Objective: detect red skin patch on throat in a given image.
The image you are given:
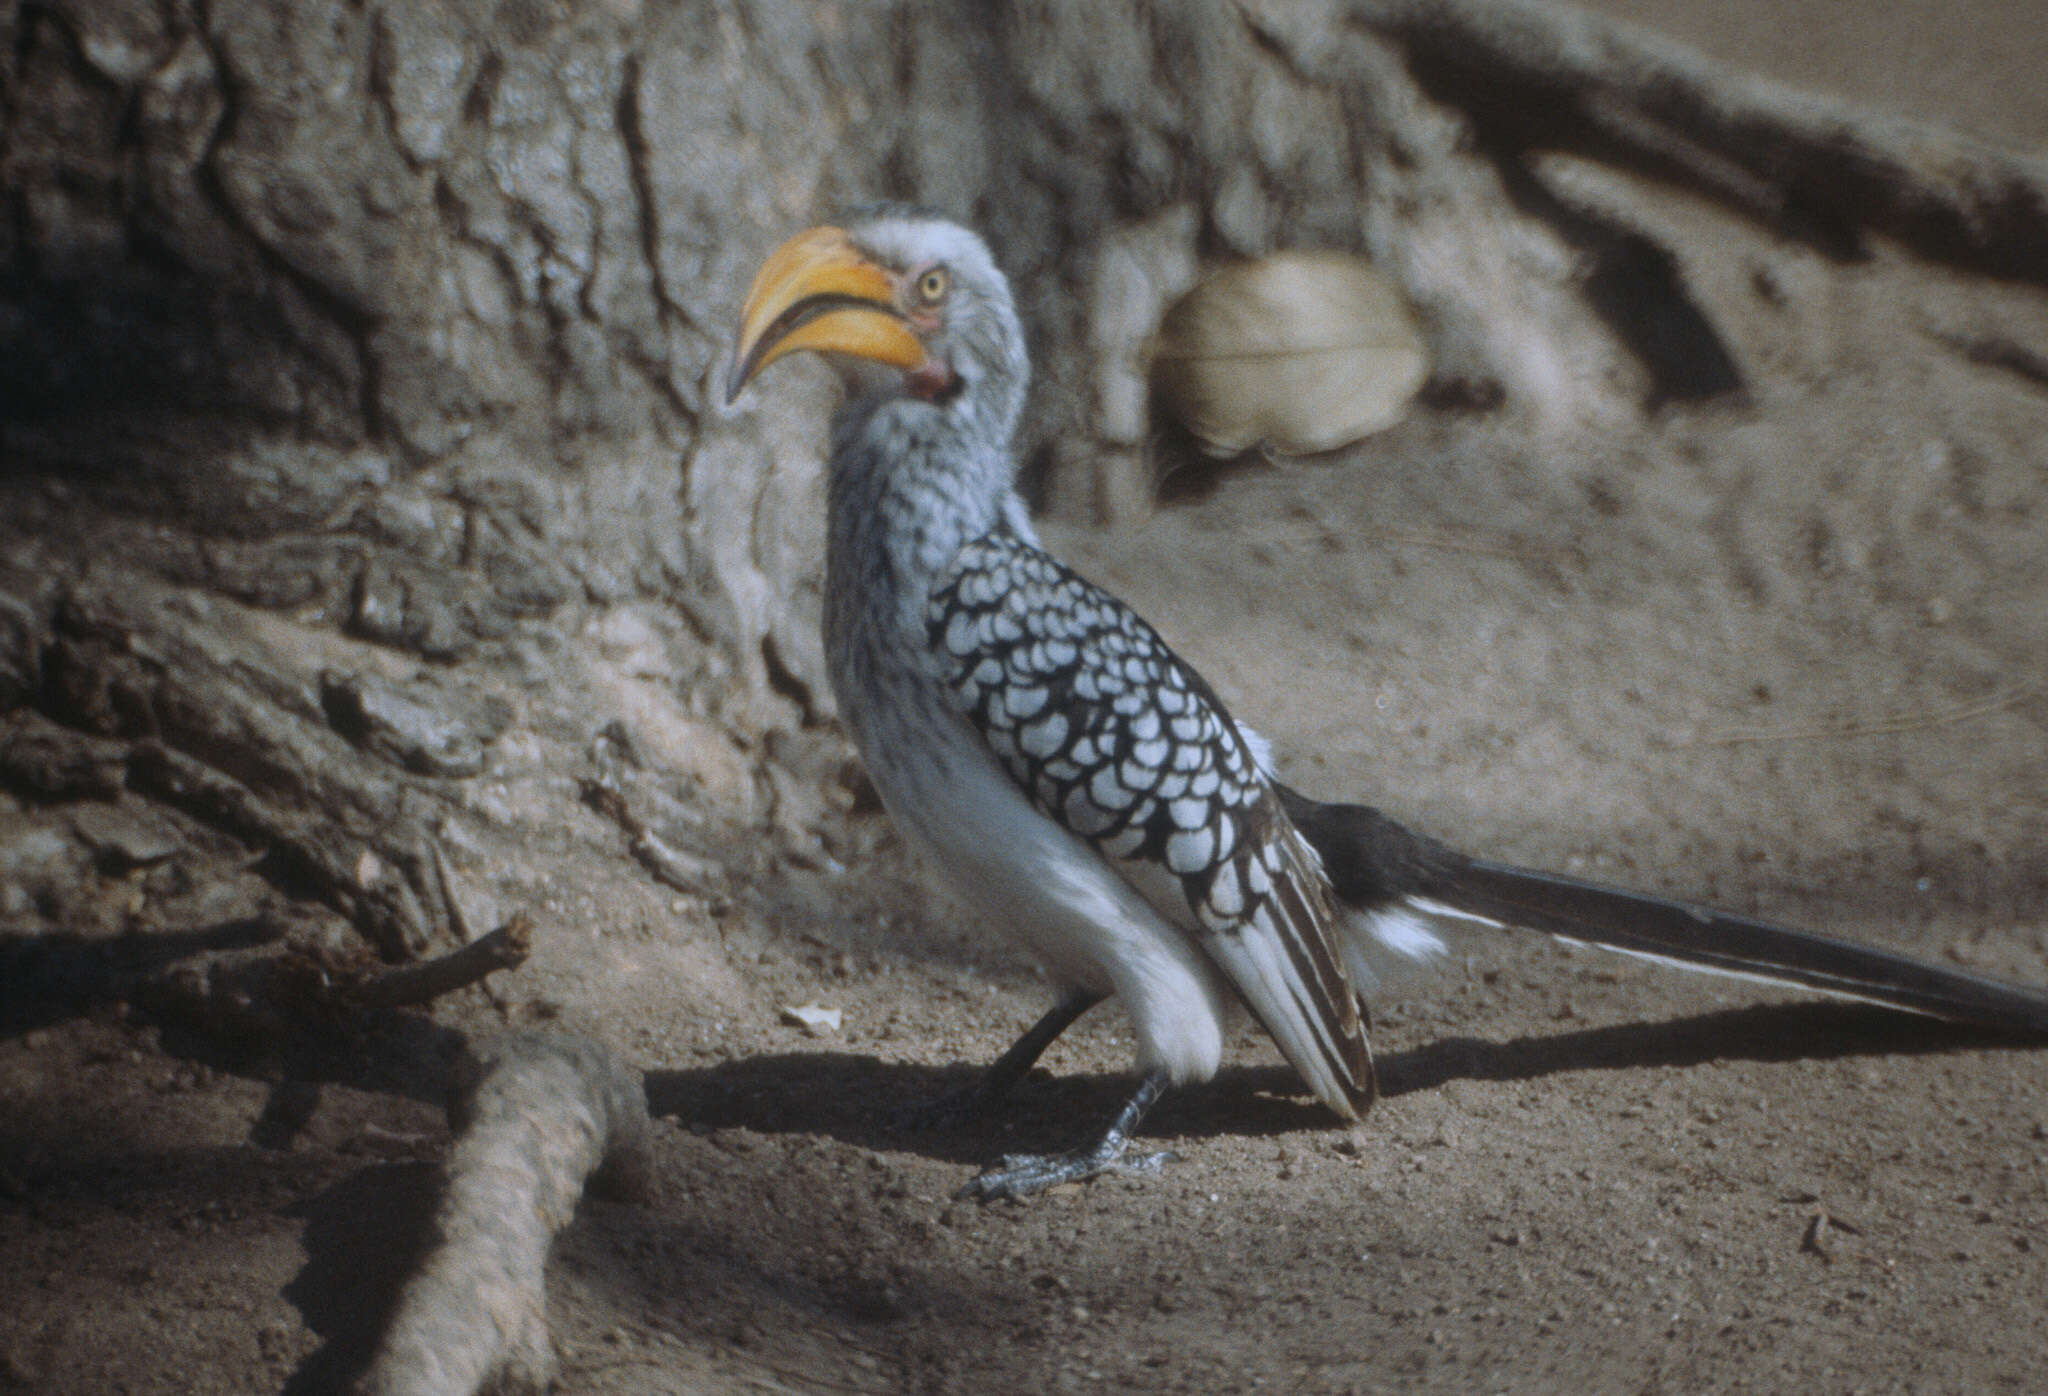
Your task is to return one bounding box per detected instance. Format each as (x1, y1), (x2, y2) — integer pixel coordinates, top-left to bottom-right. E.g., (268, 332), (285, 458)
(905, 358), (958, 401)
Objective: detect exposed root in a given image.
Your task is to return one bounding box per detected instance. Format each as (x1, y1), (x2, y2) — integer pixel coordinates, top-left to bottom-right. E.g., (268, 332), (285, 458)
(355, 1031), (654, 1396)
(1347, 0), (2048, 277)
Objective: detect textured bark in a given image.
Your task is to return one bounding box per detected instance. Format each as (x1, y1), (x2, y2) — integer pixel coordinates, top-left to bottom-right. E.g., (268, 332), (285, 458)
(6, 0), (2047, 1027)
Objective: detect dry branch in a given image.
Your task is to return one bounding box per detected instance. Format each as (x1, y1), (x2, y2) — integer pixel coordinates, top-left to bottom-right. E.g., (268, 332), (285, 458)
(349, 914), (534, 1011)
(128, 909), (534, 1063)
(355, 1031), (654, 1396)
(40, 574), (455, 958)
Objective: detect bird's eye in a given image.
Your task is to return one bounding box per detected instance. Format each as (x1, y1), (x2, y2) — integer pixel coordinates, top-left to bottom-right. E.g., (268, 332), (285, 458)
(915, 267), (950, 305)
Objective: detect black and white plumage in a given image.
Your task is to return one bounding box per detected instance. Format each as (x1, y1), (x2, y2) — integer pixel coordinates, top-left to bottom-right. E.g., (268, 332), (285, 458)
(727, 211), (2048, 1200)
(761, 215), (1374, 1169)
(934, 526), (1373, 1119)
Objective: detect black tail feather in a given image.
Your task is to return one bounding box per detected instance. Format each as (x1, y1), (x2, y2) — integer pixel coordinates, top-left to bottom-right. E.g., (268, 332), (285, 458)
(1278, 783), (2048, 1037)
(1434, 858), (2048, 1036)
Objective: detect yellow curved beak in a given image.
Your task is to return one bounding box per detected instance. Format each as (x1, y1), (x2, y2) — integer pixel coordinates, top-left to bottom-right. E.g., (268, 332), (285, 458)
(726, 226), (929, 403)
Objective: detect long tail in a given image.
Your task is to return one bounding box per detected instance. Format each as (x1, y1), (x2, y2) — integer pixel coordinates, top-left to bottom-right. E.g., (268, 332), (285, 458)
(1277, 785), (2048, 1036)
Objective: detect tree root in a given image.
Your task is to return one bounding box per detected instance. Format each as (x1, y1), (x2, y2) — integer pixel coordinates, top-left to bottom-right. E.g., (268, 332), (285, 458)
(127, 910), (533, 1074)
(354, 1031), (654, 1396)
(3, 561), (529, 959)
(1339, 0), (2048, 277)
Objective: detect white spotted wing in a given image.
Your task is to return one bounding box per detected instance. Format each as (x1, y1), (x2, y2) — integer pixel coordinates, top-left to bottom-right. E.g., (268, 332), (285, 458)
(928, 528), (1375, 1117)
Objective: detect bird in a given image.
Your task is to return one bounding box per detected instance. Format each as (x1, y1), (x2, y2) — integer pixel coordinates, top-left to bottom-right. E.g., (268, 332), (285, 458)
(725, 209), (2048, 1201)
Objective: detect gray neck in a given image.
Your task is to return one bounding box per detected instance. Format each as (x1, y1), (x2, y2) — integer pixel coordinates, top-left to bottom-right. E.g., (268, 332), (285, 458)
(822, 390), (1036, 751)
(827, 396), (1014, 632)
(819, 260), (1034, 744)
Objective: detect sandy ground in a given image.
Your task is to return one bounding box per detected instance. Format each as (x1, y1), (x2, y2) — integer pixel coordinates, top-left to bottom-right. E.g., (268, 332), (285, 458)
(5, 6), (2048, 1395)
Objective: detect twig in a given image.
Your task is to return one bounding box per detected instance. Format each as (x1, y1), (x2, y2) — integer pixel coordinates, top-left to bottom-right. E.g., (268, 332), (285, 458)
(350, 914), (533, 1010)
(1923, 326), (2048, 389)
(1251, 523), (1579, 568)
(432, 842), (477, 945)
(431, 842), (518, 1013)
(1695, 685), (2035, 746)
(580, 778), (716, 893)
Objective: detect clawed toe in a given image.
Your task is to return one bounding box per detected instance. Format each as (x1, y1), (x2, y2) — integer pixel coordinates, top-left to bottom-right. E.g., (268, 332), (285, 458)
(956, 1145), (1180, 1202)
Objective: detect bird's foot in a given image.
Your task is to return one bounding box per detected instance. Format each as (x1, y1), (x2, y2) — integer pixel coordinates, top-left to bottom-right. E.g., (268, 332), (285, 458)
(955, 1067), (1175, 1201)
(956, 1144), (1179, 1202)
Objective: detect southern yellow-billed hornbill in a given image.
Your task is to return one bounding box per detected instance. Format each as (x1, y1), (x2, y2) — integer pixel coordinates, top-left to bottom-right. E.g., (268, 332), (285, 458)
(726, 209), (2048, 1200)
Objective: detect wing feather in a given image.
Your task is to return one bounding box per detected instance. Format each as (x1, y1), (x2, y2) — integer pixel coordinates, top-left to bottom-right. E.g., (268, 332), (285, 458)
(930, 527), (1375, 1117)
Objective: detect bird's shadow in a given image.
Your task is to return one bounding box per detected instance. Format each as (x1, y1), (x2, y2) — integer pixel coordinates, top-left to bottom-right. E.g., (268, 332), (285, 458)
(646, 1001), (2029, 1158)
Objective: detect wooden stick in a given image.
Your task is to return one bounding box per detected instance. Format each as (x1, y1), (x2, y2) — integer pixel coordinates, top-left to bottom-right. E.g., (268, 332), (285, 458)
(350, 914), (534, 1011)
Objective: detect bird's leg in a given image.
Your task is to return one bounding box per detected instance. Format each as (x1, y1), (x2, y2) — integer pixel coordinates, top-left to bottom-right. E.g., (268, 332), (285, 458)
(895, 989), (1106, 1130)
(956, 1068), (1176, 1202)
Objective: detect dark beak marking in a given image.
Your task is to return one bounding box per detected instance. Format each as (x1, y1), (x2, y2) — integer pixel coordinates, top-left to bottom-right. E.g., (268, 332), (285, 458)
(726, 294), (908, 404)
